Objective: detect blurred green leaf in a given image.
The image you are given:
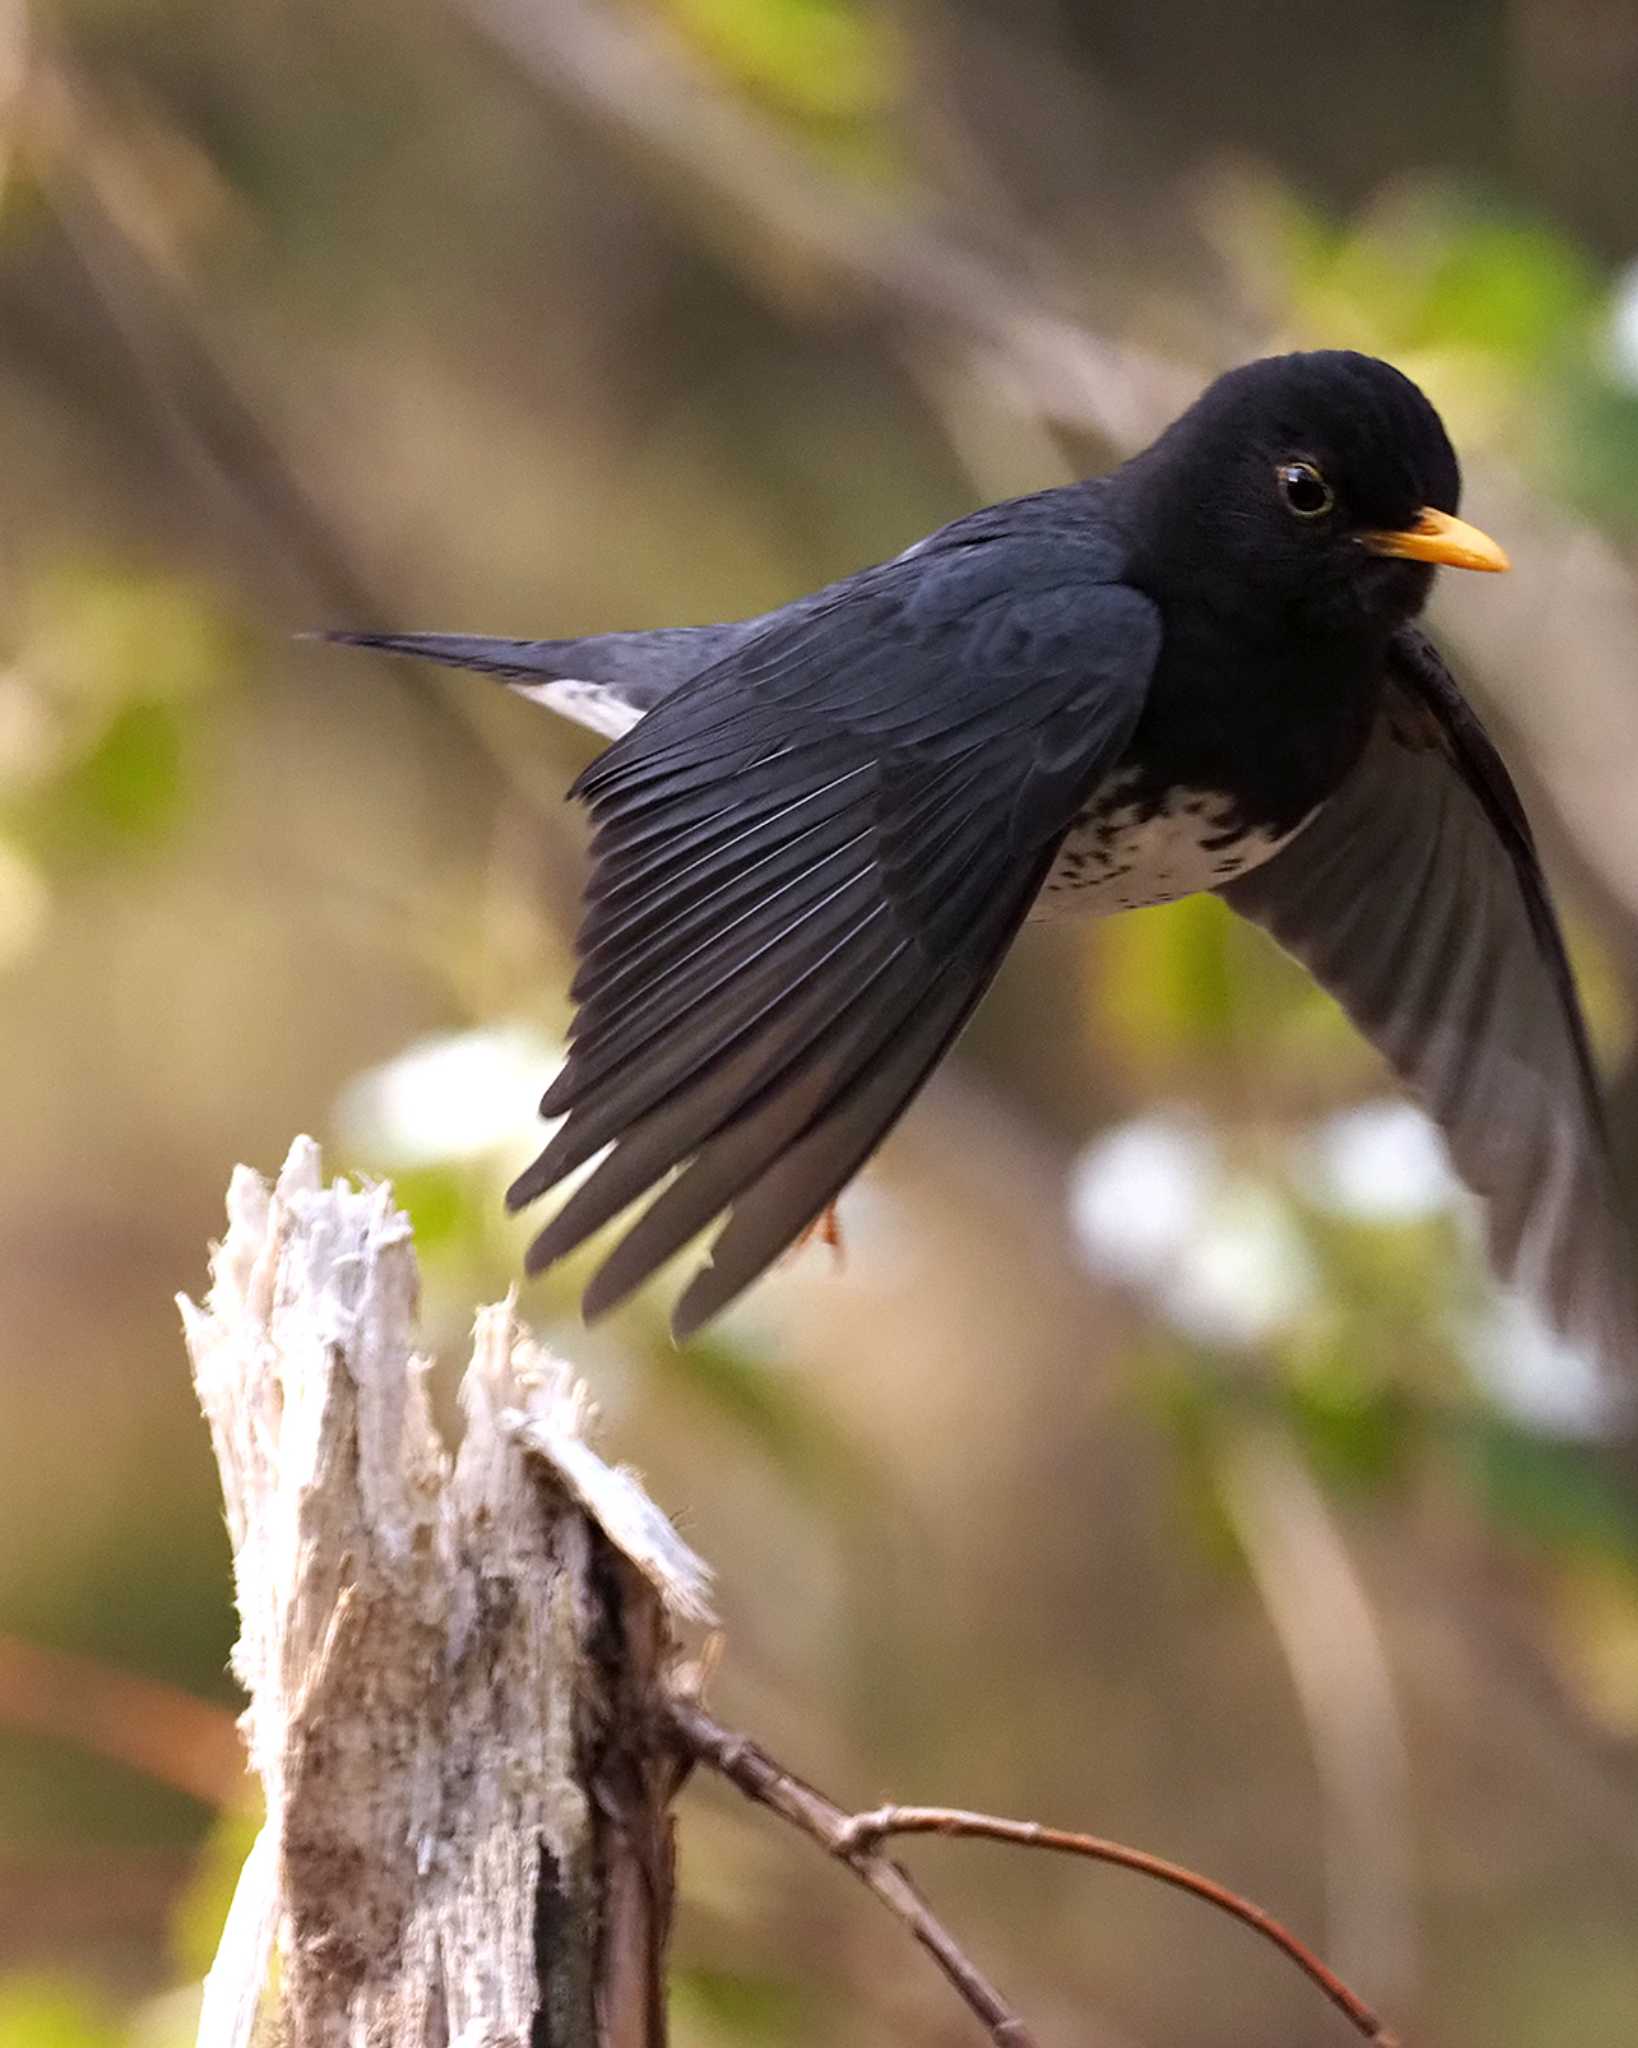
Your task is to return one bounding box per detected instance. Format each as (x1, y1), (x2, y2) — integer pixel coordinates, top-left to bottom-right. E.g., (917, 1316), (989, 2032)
(47, 699), (188, 849)
(657, 0), (899, 122)
(671, 1964), (807, 2042)
(1091, 895), (1240, 1072)
(1283, 1346), (1416, 1490)
(1294, 1205), (1469, 1359)
(0, 1978), (118, 2048)
(170, 1807), (263, 1981)
(1553, 368), (1638, 535)
(380, 1162), (489, 1263)
(1460, 1420), (1638, 1566)
(1088, 892), (1359, 1092)
(1283, 186), (1597, 368)
(1133, 1342), (1247, 1564)
(3, 563), (236, 868)
(26, 564), (231, 712)
(1414, 216), (1595, 359)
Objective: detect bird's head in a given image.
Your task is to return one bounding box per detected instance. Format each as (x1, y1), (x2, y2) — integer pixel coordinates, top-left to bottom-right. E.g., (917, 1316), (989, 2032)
(1121, 350), (1507, 641)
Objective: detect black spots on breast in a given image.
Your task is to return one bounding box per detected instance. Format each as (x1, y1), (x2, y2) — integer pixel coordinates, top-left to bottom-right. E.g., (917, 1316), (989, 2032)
(1042, 778), (1283, 913)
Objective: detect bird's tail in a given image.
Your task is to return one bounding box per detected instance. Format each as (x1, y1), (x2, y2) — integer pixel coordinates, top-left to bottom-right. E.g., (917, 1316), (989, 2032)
(319, 631), (591, 681)
(321, 622), (754, 739)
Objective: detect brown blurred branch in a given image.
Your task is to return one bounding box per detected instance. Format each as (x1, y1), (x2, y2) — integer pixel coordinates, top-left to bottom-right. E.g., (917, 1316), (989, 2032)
(449, 0), (1197, 454)
(0, 1632), (244, 1809)
(1218, 1426), (1415, 2007)
(671, 1699), (1397, 2048)
(14, 35), (583, 865)
(25, 53), (381, 626)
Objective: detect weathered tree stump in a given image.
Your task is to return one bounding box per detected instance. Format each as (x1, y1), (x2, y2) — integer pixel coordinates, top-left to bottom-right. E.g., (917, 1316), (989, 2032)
(180, 1138), (713, 2048)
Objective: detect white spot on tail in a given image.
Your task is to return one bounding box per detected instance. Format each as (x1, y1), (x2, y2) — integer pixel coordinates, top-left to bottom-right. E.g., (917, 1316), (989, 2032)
(509, 678), (645, 739)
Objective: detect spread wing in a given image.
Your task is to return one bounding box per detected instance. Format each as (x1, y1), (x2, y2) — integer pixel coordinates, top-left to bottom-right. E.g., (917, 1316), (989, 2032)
(513, 542), (1160, 1335)
(1221, 626), (1635, 1390)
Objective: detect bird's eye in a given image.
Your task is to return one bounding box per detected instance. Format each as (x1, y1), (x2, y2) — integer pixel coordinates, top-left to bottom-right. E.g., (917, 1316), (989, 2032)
(1276, 461), (1334, 519)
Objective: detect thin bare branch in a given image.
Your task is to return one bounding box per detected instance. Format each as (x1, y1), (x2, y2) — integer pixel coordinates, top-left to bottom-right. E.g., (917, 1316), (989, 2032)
(672, 1699), (1398, 2048)
(670, 1700), (1036, 2047)
(832, 1808), (1396, 2047)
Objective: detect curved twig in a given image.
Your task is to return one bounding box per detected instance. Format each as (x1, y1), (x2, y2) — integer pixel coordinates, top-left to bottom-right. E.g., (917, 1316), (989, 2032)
(832, 1804), (1396, 2046)
(671, 1698), (1398, 2048)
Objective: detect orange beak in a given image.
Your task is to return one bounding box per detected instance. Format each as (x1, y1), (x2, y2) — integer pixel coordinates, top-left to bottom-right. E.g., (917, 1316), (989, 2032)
(1361, 507), (1510, 573)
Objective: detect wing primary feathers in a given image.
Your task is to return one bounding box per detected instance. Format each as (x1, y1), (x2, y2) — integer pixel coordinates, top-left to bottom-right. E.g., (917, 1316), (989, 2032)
(569, 836), (877, 1032)
(573, 819), (873, 1005)
(528, 931), (921, 1286)
(541, 870), (886, 1120)
(666, 932), (1019, 1335)
(577, 860), (1050, 1327)
(577, 770), (858, 915)
(581, 756), (869, 876)
(507, 548), (1159, 1330)
(578, 762), (871, 925)
(1221, 632), (1636, 1390)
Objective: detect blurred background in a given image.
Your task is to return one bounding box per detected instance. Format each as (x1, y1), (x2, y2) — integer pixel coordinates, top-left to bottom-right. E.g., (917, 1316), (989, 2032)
(2, 1), (1638, 2042)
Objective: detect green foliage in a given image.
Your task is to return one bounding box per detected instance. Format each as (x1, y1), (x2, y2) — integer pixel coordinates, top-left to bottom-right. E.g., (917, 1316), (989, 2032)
(1462, 1421), (1638, 1566)
(0, 1979), (119, 2048)
(672, 1964), (808, 2042)
(169, 1808), (263, 1982)
(656, 0), (900, 123)
(1136, 1343), (1248, 1565)
(48, 698), (188, 850)
(1286, 189), (1598, 369)
(2, 561), (233, 882)
(384, 1162), (499, 1266)
(1282, 1343), (1417, 1491)
(1552, 369), (1638, 536)
(1089, 893), (1364, 1094)
(23, 562), (228, 714)
(1093, 893), (1241, 1067)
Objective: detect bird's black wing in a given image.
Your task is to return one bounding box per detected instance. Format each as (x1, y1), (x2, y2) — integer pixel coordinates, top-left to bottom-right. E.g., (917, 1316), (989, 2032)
(513, 537), (1160, 1335)
(1220, 625), (1635, 1387)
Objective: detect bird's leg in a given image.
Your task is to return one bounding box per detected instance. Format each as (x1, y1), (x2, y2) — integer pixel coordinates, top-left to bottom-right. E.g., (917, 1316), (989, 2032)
(785, 1201), (845, 1270)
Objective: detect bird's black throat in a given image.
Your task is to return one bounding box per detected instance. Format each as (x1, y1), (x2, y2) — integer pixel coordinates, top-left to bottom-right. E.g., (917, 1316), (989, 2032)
(1114, 590), (1396, 844)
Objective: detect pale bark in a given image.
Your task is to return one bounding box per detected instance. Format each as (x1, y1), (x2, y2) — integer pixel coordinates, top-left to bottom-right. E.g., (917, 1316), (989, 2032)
(179, 1138), (713, 2048)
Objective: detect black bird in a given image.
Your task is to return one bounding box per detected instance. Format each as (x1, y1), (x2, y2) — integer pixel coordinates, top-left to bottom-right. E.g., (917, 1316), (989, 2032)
(333, 349), (1633, 1377)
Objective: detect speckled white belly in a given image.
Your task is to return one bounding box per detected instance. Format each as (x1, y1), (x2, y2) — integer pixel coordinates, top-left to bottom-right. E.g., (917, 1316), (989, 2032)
(1033, 781), (1312, 921)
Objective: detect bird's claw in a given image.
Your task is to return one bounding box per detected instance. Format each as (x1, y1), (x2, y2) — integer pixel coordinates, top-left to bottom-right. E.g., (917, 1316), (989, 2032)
(785, 1201), (845, 1271)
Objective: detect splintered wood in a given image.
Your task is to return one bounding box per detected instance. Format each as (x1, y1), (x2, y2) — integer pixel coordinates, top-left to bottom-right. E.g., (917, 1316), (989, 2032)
(179, 1137), (713, 2048)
